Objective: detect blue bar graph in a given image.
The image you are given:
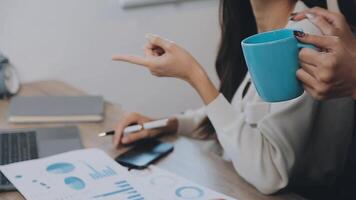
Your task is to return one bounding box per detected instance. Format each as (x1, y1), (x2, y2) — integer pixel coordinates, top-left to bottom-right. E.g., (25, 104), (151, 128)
(85, 163), (117, 180)
(92, 180), (145, 200)
(127, 194), (141, 199)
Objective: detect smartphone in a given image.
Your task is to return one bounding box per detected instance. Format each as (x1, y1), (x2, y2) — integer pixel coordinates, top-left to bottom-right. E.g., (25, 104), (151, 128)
(115, 139), (174, 169)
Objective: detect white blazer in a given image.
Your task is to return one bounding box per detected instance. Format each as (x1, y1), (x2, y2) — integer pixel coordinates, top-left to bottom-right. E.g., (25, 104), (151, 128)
(175, 1), (354, 194)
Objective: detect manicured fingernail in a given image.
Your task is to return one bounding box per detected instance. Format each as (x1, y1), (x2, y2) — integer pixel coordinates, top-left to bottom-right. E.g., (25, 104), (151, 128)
(293, 30), (305, 37)
(305, 13), (315, 20)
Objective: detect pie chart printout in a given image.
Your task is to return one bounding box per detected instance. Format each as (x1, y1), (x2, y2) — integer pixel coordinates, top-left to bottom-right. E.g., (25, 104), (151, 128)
(64, 177), (86, 190)
(46, 162), (75, 174)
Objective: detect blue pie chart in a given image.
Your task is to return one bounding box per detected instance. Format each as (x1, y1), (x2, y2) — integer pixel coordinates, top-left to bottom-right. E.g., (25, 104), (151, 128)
(64, 177), (86, 190)
(46, 163), (75, 174)
(175, 186), (204, 199)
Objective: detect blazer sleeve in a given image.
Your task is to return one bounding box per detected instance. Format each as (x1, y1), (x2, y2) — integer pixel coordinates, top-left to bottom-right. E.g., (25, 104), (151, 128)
(175, 107), (206, 137)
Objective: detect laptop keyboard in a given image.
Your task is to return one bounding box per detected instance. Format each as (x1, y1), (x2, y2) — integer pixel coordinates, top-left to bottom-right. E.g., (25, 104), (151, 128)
(0, 131), (38, 186)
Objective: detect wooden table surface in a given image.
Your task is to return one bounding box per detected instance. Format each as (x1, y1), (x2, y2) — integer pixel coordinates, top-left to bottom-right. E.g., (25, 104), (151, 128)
(0, 80), (304, 200)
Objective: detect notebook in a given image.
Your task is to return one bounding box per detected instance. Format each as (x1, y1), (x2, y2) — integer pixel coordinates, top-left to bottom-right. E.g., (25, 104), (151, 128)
(8, 96), (104, 123)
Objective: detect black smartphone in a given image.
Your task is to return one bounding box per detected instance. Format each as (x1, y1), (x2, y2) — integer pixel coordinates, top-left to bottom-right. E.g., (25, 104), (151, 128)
(115, 139), (174, 169)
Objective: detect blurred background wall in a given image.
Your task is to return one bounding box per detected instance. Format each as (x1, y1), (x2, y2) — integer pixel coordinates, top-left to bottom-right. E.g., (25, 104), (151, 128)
(0, 0), (339, 117)
(0, 0), (220, 117)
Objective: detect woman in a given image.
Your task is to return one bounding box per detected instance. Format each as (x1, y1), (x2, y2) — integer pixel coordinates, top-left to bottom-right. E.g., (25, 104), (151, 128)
(290, 5), (356, 199)
(112, 0), (354, 195)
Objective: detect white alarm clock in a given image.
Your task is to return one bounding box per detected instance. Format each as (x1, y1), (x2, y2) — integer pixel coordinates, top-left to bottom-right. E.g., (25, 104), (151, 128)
(0, 54), (20, 98)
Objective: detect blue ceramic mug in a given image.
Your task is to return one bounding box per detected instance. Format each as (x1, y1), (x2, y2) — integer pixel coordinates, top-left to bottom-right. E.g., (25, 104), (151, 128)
(241, 29), (315, 102)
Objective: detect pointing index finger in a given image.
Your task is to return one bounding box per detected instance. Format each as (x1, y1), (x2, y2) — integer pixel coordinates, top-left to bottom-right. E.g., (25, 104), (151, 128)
(112, 54), (150, 67)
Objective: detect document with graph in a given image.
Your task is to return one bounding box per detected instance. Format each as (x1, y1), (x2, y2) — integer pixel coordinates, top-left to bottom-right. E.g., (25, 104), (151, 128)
(0, 148), (236, 200)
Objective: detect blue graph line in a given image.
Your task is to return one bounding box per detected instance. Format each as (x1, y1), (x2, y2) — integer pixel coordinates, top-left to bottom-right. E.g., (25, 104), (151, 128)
(93, 188), (138, 198)
(93, 190), (123, 198)
(115, 180), (127, 185)
(127, 194), (141, 199)
(85, 163), (117, 180)
(118, 183), (130, 188)
(92, 180), (144, 200)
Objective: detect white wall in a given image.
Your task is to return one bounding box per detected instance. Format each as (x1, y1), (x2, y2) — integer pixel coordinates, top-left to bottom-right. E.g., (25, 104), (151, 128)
(0, 0), (220, 117)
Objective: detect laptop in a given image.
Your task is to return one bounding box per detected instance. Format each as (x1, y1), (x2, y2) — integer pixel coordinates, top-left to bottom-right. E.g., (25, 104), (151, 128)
(0, 126), (83, 191)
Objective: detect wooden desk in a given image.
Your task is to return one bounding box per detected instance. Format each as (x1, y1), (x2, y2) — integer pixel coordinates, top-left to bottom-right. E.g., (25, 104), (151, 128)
(0, 80), (304, 200)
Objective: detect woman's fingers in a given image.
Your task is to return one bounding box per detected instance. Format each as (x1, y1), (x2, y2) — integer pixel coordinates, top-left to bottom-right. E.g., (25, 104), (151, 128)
(112, 54), (150, 67)
(296, 68), (319, 90)
(295, 32), (336, 50)
(113, 112), (157, 148)
(299, 47), (322, 65)
(144, 43), (165, 56)
(112, 35), (170, 67)
(113, 33), (204, 82)
(306, 14), (335, 35)
(306, 7), (340, 24)
(143, 45), (157, 57)
(291, 11), (307, 21)
(114, 113), (142, 147)
(292, 7), (338, 22)
(152, 46), (165, 55)
(291, 7), (341, 36)
(121, 131), (147, 144)
(300, 61), (317, 78)
(297, 68), (336, 100)
(146, 34), (172, 50)
(121, 129), (160, 144)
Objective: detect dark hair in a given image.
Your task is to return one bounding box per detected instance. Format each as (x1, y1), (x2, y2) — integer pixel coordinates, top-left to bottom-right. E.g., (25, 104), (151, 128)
(338, 0), (356, 30)
(194, 0), (327, 137)
(303, 0), (327, 8)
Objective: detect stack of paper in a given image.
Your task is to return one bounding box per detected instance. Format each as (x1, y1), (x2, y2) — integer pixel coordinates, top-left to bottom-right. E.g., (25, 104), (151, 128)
(0, 149), (236, 200)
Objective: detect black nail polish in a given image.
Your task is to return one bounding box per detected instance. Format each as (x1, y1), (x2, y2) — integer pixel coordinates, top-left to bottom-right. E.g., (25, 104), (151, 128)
(293, 30), (305, 37)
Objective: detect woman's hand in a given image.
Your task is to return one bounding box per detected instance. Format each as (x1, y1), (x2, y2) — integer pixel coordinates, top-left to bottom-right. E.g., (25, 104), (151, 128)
(295, 32), (356, 100)
(113, 112), (178, 148)
(112, 34), (202, 83)
(292, 7), (356, 54)
(112, 34), (220, 105)
(291, 8), (356, 100)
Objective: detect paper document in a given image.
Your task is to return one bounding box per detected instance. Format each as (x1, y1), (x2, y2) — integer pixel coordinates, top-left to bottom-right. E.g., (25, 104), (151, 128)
(0, 148), (236, 200)
(128, 166), (236, 200)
